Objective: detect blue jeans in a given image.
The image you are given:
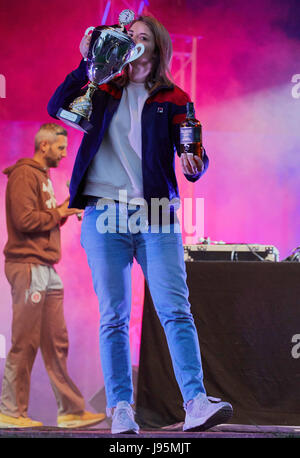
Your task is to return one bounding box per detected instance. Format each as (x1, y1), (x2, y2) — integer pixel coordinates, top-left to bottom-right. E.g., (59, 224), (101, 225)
(80, 202), (206, 408)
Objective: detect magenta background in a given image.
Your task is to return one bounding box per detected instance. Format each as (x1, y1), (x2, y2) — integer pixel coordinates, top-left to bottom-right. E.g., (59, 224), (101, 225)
(0, 0), (300, 425)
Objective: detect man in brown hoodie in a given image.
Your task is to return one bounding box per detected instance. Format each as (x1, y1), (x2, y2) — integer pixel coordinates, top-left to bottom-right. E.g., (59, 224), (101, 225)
(0, 123), (105, 428)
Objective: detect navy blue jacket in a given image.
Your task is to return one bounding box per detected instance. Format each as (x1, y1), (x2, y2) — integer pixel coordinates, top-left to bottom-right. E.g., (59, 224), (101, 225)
(47, 59), (209, 210)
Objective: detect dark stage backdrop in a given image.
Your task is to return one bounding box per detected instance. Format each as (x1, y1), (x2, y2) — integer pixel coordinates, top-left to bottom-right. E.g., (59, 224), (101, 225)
(136, 261), (300, 427)
(1, 0), (300, 425)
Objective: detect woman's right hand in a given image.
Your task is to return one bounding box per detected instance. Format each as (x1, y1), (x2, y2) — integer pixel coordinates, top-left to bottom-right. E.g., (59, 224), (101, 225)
(79, 34), (92, 59)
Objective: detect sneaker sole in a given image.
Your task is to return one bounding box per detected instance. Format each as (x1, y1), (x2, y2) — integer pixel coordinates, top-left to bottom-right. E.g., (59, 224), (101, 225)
(112, 429), (139, 435)
(58, 418), (105, 429)
(183, 405), (233, 432)
(0, 422), (43, 428)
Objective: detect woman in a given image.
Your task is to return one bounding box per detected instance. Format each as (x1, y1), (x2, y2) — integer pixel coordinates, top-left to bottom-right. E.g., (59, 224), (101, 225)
(48, 15), (232, 434)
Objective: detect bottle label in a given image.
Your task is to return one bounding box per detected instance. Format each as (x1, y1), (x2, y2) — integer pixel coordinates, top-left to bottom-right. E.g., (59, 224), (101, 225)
(180, 126), (201, 143)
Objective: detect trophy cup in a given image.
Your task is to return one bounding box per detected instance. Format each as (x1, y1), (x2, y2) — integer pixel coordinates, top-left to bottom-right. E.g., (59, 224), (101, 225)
(56, 10), (144, 133)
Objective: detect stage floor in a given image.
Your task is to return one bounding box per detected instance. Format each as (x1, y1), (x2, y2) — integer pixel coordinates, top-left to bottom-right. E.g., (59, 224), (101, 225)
(0, 423), (299, 438)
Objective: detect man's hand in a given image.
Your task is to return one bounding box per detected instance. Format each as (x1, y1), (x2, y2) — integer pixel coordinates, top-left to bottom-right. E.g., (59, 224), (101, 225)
(57, 197), (82, 219)
(180, 153), (204, 176)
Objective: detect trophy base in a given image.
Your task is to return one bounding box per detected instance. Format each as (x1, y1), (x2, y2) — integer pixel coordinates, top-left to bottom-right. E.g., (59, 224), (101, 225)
(56, 108), (93, 133)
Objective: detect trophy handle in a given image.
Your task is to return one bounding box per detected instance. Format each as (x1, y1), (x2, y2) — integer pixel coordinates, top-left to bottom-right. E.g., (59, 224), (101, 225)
(84, 26), (95, 36)
(126, 43), (145, 63)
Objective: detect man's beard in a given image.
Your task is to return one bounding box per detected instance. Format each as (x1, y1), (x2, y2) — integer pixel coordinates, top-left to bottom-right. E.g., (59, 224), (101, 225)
(46, 157), (60, 168)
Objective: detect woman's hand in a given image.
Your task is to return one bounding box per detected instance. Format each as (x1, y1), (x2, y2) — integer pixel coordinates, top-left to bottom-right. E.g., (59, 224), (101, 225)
(180, 153), (204, 176)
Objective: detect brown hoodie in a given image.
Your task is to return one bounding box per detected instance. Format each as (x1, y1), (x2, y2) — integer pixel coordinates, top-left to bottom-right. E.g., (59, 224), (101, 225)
(3, 158), (63, 265)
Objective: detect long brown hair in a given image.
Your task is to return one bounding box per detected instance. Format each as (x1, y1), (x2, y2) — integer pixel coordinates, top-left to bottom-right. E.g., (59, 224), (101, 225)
(116, 15), (174, 93)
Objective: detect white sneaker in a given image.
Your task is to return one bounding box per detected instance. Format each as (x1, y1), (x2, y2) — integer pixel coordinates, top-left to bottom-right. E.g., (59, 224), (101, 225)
(183, 393), (233, 432)
(107, 401), (139, 434)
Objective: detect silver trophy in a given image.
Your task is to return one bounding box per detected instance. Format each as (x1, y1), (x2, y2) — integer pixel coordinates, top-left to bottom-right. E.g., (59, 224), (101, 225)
(57, 10), (144, 133)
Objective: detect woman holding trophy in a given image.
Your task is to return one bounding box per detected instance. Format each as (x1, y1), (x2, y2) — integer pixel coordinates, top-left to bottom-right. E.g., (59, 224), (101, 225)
(48, 13), (233, 434)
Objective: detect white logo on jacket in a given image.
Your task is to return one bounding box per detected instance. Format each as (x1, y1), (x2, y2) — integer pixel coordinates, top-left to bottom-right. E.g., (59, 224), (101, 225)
(42, 179), (57, 209)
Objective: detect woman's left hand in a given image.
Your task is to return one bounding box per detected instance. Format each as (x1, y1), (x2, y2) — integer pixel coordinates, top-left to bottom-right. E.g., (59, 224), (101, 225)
(180, 153), (204, 175)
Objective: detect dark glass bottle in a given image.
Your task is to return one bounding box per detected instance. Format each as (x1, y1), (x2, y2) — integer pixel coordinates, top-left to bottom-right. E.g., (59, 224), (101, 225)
(180, 102), (202, 158)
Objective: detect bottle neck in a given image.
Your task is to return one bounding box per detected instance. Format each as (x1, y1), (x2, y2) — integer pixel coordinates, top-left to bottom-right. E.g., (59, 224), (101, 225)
(186, 102), (195, 119)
